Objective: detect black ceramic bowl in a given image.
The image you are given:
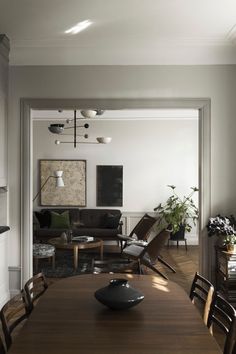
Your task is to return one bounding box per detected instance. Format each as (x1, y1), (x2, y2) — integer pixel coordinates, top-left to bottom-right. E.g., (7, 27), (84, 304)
(94, 278), (144, 310)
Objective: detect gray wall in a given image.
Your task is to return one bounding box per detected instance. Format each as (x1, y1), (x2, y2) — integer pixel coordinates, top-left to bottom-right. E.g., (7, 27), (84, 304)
(33, 119), (198, 212)
(8, 65), (236, 268)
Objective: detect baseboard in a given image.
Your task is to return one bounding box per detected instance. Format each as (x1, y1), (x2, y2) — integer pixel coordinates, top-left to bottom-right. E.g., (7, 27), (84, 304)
(8, 266), (21, 297)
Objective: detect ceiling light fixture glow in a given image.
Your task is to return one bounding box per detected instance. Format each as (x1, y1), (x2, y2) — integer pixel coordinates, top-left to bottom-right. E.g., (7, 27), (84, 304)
(65, 20), (92, 35)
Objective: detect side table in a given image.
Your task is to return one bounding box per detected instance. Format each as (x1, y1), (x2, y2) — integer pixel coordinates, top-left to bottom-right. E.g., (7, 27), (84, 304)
(33, 243), (55, 272)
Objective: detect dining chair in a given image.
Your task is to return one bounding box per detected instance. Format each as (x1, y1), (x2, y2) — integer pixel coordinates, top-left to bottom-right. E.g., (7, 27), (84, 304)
(118, 213), (157, 250)
(189, 272), (214, 325)
(122, 229), (176, 279)
(0, 290), (29, 350)
(24, 272), (48, 313)
(0, 334), (5, 354)
(207, 293), (236, 354)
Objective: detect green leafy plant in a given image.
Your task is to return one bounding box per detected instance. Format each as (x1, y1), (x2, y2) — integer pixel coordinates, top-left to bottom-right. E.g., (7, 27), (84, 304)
(154, 185), (199, 234)
(224, 234), (236, 246)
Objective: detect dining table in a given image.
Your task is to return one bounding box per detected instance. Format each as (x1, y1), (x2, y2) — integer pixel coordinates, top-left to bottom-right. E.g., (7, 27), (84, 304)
(8, 273), (222, 354)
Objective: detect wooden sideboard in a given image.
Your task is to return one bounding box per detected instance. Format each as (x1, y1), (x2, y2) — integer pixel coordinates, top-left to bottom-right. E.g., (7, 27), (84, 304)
(215, 246), (236, 306)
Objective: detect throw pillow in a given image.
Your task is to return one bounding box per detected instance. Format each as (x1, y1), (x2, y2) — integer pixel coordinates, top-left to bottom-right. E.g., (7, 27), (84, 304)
(103, 213), (121, 229)
(34, 210), (51, 228)
(50, 211), (70, 229)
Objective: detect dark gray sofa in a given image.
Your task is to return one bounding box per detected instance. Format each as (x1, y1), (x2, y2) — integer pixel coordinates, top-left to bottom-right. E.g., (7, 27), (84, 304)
(33, 208), (122, 242)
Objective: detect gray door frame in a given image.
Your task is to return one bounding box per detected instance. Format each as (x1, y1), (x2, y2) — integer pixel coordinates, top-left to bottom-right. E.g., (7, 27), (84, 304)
(20, 98), (211, 286)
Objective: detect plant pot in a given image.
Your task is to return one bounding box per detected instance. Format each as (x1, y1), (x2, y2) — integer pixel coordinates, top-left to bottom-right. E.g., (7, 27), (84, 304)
(226, 244), (236, 253)
(170, 225), (186, 241)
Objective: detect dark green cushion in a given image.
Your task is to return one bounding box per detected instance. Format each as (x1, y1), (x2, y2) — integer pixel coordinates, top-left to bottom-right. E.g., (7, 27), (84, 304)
(50, 211), (70, 229)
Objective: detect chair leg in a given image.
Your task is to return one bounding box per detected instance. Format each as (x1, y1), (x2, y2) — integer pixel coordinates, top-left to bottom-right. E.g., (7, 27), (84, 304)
(177, 240), (179, 248)
(141, 259), (168, 280)
(157, 256), (176, 273)
(137, 259), (142, 274)
(120, 241), (127, 253)
(91, 258), (95, 273)
(185, 239), (188, 252)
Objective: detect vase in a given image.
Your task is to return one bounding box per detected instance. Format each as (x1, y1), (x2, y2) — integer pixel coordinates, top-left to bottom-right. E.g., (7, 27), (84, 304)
(94, 278), (144, 310)
(226, 244), (236, 253)
(60, 232), (68, 243)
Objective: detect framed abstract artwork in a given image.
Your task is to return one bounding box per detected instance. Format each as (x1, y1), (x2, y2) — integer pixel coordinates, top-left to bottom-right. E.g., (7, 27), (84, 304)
(39, 159), (86, 206)
(96, 165), (123, 206)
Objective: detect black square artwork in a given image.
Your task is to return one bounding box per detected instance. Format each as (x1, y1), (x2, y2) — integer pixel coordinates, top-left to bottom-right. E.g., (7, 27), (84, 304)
(96, 165), (123, 206)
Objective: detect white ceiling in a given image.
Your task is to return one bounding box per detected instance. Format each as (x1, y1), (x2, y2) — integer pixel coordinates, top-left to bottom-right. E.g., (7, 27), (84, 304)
(1, 0), (236, 65)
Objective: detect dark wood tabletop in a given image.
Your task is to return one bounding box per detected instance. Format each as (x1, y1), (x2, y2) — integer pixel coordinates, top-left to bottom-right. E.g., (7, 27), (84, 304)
(8, 274), (222, 354)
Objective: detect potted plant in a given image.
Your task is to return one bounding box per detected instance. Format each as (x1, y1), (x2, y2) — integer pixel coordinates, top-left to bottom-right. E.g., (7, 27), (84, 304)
(207, 215), (236, 250)
(224, 235), (236, 252)
(154, 185), (199, 239)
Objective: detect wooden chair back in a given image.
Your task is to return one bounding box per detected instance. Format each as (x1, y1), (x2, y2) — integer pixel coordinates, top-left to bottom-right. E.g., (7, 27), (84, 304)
(189, 272), (214, 325)
(24, 272), (48, 313)
(141, 229), (170, 261)
(122, 229), (173, 279)
(207, 293), (236, 354)
(130, 214), (157, 241)
(0, 291), (29, 350)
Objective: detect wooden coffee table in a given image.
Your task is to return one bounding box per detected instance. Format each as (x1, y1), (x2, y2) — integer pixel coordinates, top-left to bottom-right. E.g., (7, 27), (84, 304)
(48, 237), (103, 270)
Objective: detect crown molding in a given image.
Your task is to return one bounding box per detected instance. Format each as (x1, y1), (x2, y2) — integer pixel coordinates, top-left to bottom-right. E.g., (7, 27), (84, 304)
(9, 42), (236, 65)
(11, 35), (234, 48)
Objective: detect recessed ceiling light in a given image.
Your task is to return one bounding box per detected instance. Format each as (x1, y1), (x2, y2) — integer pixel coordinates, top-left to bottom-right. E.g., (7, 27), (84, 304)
(65, 20), (92, 35)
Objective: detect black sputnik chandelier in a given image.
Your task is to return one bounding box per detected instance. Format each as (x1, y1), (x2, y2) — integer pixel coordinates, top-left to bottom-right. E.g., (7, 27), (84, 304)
(48, 110), (111, 148)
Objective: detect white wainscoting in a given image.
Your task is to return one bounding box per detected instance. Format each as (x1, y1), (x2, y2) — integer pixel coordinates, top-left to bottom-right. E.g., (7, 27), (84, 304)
(8, 266), (21, 297)
(0, 233), (10, 306)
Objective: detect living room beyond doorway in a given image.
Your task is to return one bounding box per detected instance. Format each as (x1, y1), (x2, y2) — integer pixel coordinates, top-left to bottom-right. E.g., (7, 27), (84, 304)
(20, 97), (211, 287)
(32, 107), (199, 284)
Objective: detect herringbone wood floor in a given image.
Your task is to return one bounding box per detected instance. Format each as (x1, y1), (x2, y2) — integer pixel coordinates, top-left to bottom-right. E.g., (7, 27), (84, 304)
(150, 244), (199, 294)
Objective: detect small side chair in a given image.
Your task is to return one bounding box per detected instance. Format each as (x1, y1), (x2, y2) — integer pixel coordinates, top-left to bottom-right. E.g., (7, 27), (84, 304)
(122, 229), (176, 279)
(189, 272), (214, 325)
(0, 291), (29, 350)
(207, 293), (236, 354)
(24, 272), (48, 313)
(118, 213), (157, 250)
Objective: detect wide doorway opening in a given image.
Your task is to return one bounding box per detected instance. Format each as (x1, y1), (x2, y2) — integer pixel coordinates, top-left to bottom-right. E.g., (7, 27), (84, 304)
(31, 107), (199, 289)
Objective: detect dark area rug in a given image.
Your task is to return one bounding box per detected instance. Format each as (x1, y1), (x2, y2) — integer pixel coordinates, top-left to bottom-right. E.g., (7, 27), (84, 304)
(34, 249), (134, 278)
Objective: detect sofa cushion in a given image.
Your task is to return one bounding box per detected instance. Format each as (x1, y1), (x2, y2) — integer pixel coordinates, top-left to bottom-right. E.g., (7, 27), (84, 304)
(73, 228), (120, 239)
(41, 208), (80, 226)
(34, 228), (70, 240)
(68, 209), (82, 226)
(34, 210), (51, 228)
(79, 209), (121, 228)
(50, 211), (70, 229)
(103, 213), (121, 229)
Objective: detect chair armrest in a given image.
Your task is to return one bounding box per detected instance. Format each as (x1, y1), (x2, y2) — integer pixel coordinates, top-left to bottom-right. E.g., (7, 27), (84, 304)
(117, 234), (133, 241)
(127, 240), (148, 247)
